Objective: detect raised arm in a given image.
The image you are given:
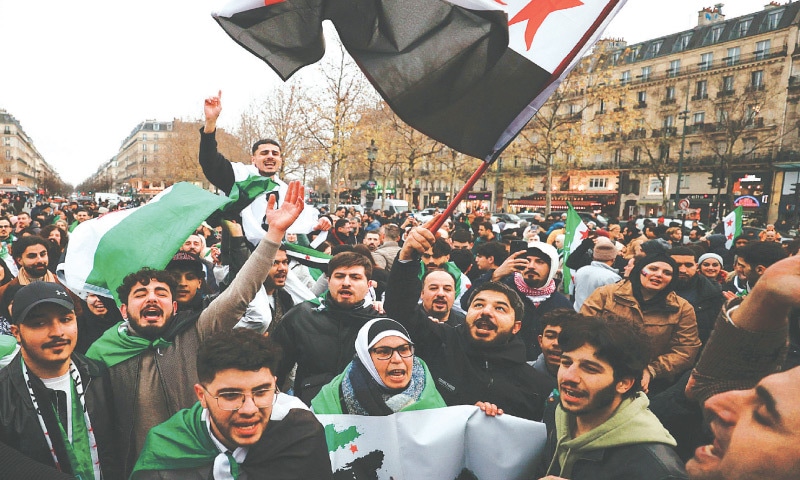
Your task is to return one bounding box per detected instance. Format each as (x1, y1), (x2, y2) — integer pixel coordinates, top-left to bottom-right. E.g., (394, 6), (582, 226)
(383, 224), (434, 337)
(199, 90), (236, 194)
(687, 255), (799, 403)
(198, 182), (305, 337)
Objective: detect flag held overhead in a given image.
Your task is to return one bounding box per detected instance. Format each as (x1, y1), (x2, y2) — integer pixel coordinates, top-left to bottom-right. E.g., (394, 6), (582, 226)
(213, 0), (626, 162)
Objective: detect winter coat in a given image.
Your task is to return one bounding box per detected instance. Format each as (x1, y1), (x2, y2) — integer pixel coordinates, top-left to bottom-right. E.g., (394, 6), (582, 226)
(0, 353), (122, 479)
(581, 281), (701, 382)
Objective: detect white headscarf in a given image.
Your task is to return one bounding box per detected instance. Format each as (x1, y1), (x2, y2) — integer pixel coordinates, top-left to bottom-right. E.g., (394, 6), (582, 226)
(354, 318), (413, 388)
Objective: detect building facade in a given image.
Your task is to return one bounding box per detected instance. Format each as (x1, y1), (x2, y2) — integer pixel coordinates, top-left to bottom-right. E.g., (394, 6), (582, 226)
(508, 2), (800, 225)
(0, 109), (60, 195)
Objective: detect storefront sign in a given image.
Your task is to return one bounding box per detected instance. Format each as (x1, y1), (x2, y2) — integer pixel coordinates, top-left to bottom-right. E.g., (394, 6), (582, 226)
(467, 191), (492, 201)
(733, 195), (760, 207)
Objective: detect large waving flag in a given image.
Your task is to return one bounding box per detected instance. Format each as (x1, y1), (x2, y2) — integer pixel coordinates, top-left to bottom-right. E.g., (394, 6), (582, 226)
(562, 202), (588, 293)
(723, 206), (743, 249)
(213, 0), (626, 162)
(59, 183), (230, 304)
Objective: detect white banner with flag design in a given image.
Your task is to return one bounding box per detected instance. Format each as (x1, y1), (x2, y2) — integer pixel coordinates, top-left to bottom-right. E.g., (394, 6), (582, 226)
(317, 406), (547, 479)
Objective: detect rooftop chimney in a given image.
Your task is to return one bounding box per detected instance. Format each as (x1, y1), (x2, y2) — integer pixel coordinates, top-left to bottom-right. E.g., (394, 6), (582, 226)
(698, 4), (726, 26)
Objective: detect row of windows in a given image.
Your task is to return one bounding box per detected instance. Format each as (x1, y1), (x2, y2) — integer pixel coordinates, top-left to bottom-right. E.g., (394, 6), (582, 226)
(620, 40), (772, 83)
(622, 9), (783, 62)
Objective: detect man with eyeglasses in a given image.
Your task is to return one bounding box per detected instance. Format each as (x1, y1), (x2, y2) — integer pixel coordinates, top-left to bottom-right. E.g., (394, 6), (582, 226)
(86, 182), (306, 476)
(199, 91), (330, 247)
(131, 329), (331, 479)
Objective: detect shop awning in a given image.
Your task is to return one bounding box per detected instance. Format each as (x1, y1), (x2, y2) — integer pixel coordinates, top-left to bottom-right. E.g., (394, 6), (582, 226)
(509, 199), (604, 210)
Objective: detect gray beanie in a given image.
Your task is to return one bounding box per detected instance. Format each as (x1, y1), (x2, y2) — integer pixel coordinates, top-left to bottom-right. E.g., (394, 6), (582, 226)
(593, 237), (618, 262)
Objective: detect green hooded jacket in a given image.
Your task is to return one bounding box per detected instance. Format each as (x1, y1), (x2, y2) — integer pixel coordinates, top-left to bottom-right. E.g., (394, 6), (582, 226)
(547, 392), (677, 478)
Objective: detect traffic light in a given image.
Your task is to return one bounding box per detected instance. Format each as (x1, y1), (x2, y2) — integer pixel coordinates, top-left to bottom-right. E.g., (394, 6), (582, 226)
(708, 172), (718, 189)
(717, 175), (726, 189)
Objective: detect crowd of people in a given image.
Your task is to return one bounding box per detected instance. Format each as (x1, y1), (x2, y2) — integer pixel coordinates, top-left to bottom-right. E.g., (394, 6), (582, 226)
(0, 91), (798, 479)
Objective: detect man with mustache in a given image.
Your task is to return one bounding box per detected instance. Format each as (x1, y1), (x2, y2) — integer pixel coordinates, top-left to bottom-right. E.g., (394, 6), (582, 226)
(271, 251), (382, 404)
(385, 225), (554, 421)
(538, 315), (687, 479)
(85, 181), (306, 476)
(0, 236), (83, 316)
(462, 239), (572, 361)
(0, 282), (121, 479)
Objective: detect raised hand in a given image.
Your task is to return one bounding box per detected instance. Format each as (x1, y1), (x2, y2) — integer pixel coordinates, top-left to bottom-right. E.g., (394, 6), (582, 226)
(264, 181), (305, 241)
(204, 90), (222, 122)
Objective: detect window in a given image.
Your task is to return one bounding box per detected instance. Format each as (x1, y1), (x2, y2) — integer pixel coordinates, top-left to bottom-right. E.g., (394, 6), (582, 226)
(694, 112), (705, 124)
(153, 144), (158, 151)
(637, 91), (647, 104)
(633, 147), (641, 162)
(142, 133), (148, 141)
(597, 99), (606, 114)
(700, 52), (713, 71)
(625, 46), (640, 63)
(733, 18), (752, 38)
(142, 144), (147, 152)
(620, 70), (631, 85)
(751, 70), (764, 87)
(645, 41), (662, 58)
(668, 59), (681, 77)
(666, 85), (676, 100)
(2, 137), (9, 146)
(679, 174), (690, 189)
(726, 47), (740, 66)
(613, 149), (622, 163)
(689, 142), (702, 156)
(640, 66), (651, 81)
(143, 167), (147, 176)
(746, 105), (761, 124)
(755, 39), (771, 60)
(153, 123), (160, 131)
(722, 75), (734, 92)
(695, 80), (708, 99)
(2, 127), (9, 134)
(4, 150), (9, 159)
(674, 33), (692, 52)
(659, 144), (671, 160)
(717, 108), (729, 123)
(763, 10), (783, 31)
(705, 25), (724, 44)
(664, 115), (675, 128)
(588, 178), (608, 189)
(142, 155), (147, 164)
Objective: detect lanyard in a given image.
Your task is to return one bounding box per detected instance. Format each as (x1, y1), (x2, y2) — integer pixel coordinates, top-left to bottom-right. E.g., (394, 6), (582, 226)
(21, 359), (101, 479)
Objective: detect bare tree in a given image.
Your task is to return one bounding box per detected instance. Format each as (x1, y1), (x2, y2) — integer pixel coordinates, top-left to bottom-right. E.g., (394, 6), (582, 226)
(298, 43), (375, 209)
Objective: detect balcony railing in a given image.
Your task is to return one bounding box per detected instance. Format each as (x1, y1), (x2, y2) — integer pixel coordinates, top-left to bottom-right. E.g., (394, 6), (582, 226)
(660, 98), (677, 105)
(717, 89), (736, 98)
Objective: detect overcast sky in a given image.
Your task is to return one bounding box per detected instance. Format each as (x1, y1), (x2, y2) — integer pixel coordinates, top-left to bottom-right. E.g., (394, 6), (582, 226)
(0, 0), (770, 185)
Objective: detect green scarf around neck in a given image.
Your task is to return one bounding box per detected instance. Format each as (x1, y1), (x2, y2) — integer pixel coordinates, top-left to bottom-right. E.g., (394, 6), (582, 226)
(131, 402), (239, 479)
(85, 322), (173, 368)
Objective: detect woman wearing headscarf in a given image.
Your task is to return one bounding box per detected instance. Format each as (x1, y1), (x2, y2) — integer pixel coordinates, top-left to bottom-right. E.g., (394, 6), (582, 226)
(580, 253), (701, 395)
(311, 318), (446, 415)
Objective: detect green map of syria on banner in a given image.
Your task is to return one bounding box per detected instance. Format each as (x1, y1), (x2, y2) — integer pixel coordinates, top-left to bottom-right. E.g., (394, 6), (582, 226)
(317, 406), (547, 479)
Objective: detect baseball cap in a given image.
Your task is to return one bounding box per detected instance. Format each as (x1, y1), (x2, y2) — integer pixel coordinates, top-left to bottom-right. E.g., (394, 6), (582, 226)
(12, 282), (75, 325)
(166, 252), (204, 275)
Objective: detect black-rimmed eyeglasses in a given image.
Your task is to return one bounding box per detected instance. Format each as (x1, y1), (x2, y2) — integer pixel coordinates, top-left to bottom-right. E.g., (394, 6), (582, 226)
(369, 344), (414, 360)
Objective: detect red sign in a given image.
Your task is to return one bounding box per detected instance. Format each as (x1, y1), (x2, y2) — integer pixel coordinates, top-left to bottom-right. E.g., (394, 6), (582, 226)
(733, 195), (760, 208)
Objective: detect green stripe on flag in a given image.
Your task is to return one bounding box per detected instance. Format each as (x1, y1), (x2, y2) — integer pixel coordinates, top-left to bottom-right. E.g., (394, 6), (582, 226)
(562, 202), (586, 294)
(84, 183), (230, 304)
(283, 242), (332, 271)
(221, 174), (278, 215)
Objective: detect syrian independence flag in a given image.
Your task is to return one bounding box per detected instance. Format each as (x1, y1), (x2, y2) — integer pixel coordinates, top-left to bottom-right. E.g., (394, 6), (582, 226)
(283, 242), (331, 271)
(59, 183), (230, 304)
(318, 406), (547, 479)
(723, 206), (743, 249)
(562, 202), (588, 293)
(212, 0), (626, 162)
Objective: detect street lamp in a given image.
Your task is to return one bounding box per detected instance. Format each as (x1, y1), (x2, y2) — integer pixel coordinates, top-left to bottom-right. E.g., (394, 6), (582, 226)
(674, 74), (691, 218)
(366, 139), (378, 203)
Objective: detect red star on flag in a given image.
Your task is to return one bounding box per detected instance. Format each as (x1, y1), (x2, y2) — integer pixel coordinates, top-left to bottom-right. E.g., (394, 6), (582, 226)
(726, 219), (733, 227)
(304, 254), (311, 260)
(580, 229), (590, 240)
(349, 444), (358, 454)
(509, 0), (585, 50)
(727, 233), (733, 240)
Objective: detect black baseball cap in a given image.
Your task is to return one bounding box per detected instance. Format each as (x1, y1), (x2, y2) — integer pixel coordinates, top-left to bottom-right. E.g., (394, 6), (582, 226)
(12, 282), (75, 324)
(166, 252), (204, 276)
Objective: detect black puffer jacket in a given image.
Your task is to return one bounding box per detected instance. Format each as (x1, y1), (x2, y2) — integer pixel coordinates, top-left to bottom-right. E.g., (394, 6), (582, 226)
(385, 258), (554, 421)
(271, 295), (381, 404)
(0, 353), (122, 479)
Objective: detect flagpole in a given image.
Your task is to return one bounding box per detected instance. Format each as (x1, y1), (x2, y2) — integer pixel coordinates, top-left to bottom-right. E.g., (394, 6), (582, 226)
(428, 160), (492, 233)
